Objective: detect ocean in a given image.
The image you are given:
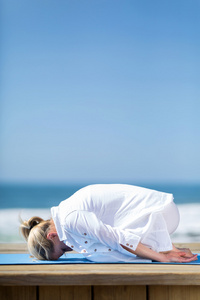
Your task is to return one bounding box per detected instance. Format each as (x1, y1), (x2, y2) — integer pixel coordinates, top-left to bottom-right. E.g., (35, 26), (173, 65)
(0, 183), (200, 243)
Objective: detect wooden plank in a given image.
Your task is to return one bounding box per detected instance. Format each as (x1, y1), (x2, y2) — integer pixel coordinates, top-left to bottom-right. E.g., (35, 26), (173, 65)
(174, 243), (200, 253)
(0, 286), (36, 300)
(0, 244), (28, 253)
(148, 285), (200, 300)
(94, 285), (146, 300)
(39, 286), (91, 300)
(1, 263), (200, 286)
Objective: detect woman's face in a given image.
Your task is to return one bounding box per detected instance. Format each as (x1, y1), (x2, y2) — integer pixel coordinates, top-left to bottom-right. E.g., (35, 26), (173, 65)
(48, 233), (71, 260)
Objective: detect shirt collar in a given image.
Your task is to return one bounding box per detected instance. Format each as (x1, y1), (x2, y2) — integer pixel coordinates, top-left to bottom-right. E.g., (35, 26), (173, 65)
(51, 206), (67, 241)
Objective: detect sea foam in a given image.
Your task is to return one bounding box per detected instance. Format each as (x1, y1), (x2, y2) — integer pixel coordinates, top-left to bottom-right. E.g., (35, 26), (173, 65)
(171, 204), (200, 242)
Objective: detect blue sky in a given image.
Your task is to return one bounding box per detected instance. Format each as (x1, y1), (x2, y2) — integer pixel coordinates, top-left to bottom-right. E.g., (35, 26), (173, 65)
(1, 0), (200, 184)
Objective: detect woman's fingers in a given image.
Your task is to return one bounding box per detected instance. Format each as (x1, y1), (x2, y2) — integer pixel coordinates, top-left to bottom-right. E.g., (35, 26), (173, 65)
(179, 254), (198, 262)
(165, 252), (198, 263)
(174, 250), (197, 259)
(179, 252), (198, 259)
(177, 247), (193, 256)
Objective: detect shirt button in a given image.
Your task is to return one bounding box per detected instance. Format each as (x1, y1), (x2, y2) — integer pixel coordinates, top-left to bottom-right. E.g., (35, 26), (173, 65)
(83, 249), (86, 253)
(94, 249), (97, 252)
(83, 233), (87, 236)
(126, 243), (129, 246)
(85, 241), (88, 244)
(130, 245), (133, 248)
(71, 245), (74, 248)
(108, 249), (111, 251)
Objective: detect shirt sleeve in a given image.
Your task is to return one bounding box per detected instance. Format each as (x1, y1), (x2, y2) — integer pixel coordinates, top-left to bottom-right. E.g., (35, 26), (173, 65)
(64, 210), (141, 252)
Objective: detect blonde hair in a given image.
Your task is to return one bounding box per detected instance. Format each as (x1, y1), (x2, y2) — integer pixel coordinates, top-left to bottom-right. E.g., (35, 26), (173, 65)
(20, 216), (54, 260)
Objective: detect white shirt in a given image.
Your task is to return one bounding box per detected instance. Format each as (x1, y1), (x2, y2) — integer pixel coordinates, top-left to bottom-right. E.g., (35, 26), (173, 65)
(51, 184), (175, 262)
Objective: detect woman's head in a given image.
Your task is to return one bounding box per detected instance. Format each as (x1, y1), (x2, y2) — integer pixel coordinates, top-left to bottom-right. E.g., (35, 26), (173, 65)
(20, 216), (54, 260)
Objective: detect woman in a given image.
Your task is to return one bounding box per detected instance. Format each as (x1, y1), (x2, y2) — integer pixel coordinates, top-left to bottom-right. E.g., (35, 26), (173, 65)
(20, 184), (197, 263)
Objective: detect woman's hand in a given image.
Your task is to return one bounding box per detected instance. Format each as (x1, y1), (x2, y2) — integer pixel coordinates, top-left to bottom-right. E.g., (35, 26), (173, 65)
(176, 247), (193, 257)
(172, 244), (196, 258)
(160, 250), (198, 263)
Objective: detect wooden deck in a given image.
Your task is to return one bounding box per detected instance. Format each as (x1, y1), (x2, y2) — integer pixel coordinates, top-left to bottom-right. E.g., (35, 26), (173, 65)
(0, 243), (200, 299)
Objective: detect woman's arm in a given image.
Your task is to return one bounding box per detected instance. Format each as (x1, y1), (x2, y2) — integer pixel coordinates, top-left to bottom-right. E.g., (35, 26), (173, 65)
(121, 242), (198, 263)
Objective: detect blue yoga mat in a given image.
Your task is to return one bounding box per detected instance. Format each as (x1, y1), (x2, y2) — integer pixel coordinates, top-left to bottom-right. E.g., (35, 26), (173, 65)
(0, 253), (200, 265)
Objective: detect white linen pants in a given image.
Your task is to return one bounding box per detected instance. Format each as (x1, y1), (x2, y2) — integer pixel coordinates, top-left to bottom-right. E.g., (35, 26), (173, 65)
(162, 201), (180, 234)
